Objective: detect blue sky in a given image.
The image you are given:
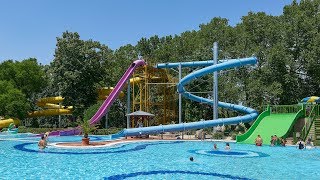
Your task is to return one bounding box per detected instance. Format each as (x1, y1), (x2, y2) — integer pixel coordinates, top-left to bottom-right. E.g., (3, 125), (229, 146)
(0, 0), (293, 65)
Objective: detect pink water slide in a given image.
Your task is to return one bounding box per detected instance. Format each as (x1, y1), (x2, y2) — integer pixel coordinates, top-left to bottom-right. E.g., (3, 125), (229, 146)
(89, 59), (145, 125)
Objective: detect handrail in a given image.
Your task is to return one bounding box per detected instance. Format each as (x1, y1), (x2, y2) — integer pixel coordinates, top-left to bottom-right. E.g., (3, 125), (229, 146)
(267, 105), (302, 114)
(301, 105), (317, 141)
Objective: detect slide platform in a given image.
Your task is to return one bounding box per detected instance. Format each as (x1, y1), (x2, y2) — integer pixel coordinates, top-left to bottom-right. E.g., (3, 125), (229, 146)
(237, 107), (304, 144)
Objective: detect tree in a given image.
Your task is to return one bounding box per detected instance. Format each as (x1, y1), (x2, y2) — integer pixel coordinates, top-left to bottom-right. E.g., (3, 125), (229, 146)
(50, 31), (113, 116)
(0, 81), (30, 119)
(0, 58), (48, 99)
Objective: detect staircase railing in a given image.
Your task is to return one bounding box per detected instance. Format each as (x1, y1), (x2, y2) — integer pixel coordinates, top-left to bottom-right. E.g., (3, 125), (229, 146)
(262, 104), (302, 114)
(301, 105), (317, 141)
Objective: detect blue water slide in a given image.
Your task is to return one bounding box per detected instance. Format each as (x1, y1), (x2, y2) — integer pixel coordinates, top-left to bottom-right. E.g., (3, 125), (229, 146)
(114, 57), (258, 137)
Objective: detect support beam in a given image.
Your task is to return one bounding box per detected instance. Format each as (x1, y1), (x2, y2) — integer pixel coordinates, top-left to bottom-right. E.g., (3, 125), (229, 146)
(213, 42), (218, 120)
(179, 63), (182, 124)
(127, 80), (131, 129)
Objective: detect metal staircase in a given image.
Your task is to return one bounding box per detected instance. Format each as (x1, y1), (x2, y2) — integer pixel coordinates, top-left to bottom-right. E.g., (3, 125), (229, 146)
(314, 118), (320, 145)
(300, 104), (320, 145)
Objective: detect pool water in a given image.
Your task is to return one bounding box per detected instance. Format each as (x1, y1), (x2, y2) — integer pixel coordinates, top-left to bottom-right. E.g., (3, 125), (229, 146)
(1, 135), (320, 179)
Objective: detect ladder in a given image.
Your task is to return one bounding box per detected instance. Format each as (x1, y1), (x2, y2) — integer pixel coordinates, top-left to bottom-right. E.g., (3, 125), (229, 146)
(314, 118), (320, 145)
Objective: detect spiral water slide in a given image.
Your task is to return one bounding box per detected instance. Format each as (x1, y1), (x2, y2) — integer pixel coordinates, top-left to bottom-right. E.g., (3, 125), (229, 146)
(113, 57), (259, 137)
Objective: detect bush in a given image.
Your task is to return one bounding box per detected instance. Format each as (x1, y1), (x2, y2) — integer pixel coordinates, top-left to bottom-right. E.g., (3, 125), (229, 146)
(94, 128), (123, 135)
(30, 119), (39, 128)
(212, 132), (224, 140)
(83, 101), (103, 122)
(231, 133), (238, 140)
(18, 126), (65, 134)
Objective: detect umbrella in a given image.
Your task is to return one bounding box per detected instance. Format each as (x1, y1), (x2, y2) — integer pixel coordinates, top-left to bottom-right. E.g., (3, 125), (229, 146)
(301, 96), (320, 104)
(126, 110), (155, 117)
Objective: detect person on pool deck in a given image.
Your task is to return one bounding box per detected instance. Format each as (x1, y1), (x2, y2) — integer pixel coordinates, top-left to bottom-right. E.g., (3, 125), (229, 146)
(255, 135), (263, 146)
(213, 143), (218, 150)
(38, 136), (46, 150)
(225, 143), (231, 150)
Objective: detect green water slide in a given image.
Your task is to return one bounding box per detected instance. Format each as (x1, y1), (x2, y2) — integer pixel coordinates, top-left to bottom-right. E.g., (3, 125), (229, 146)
(237, 106), (304, 144)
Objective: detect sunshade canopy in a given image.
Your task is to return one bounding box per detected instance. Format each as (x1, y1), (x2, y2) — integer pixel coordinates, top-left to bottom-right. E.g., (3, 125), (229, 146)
(126, 110), (155, 117)
(301, 96), (320, 104)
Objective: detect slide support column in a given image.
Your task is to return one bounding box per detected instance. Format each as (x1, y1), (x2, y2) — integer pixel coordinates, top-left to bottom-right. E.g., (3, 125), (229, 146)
(213, 42), (218, 123)
(127, 80), (131, 129)
(179, 63), (182, 124)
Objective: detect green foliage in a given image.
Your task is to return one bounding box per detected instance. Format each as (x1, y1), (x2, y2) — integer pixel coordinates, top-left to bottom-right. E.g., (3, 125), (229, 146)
(80, 100), (103, 136)
(30, 119), (39, 128)
(50, 31), (113, 116)
(83, 100), (103, 122)
(77, 117), (97, 137)
(0, 81), (30, 119)
(231, 133), (238, 140)
(0, 59), (48, 98)
(211, 132), (224, 140)
(17, 126), (65, 134)
(94, 128), (123, 135)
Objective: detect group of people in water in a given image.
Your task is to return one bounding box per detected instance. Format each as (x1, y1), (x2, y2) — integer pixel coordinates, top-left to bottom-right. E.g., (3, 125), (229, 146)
(190, 142), (231, 161)
(255, 134), (314, 149)
(255, 134), (287, 146)
(296, 138), (314, 149)
(213, 142), (230, 150)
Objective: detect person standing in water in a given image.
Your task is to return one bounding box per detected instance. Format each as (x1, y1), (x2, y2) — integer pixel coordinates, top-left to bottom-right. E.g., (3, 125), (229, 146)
(38, 136), (46, 150)
(213, 143), (218, 150)
(225, 143), (231, 150)
(255, 135), (263, 146)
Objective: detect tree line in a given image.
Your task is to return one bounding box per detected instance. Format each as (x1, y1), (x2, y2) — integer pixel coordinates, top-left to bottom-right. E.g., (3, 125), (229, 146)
(0, 0), (319, 127)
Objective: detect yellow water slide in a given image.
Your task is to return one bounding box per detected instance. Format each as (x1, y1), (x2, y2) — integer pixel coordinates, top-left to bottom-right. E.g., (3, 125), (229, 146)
(28, 96), (73, 117)
(98, 87), (125, 100)
(98, 78), (148, 101)
(0, 118), (20, 129)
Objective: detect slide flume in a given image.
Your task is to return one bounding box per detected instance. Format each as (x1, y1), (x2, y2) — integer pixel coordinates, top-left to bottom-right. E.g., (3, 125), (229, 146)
(113, 57), (259, 137)
(28, 96), (72, 117)
(89, 59), (146, 125)
(0, 119), (20, 129)
(40, 60), (145, 136)
(237, 107), (304, 144)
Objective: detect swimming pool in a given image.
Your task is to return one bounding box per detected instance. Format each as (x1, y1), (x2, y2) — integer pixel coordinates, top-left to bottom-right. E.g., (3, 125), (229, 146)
(1, 135), (320, 179)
